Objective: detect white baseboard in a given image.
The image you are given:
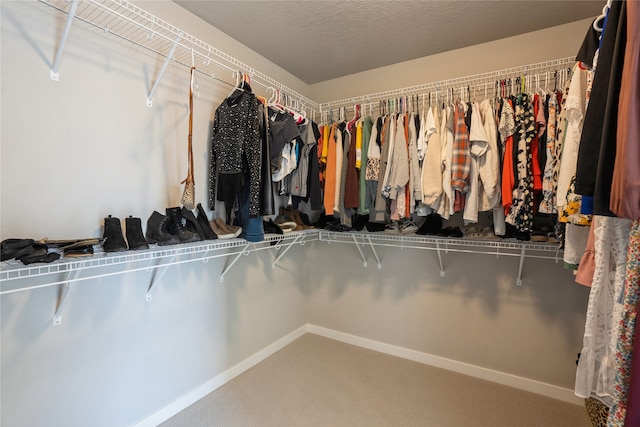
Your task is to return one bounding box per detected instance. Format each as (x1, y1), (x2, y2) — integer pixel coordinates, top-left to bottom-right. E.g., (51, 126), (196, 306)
(307, 324), (584, 406)
(133, 325), (308, 427)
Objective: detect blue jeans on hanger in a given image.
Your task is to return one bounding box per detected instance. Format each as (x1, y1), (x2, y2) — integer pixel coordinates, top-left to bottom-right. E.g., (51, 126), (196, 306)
(235, 175), (264, 242)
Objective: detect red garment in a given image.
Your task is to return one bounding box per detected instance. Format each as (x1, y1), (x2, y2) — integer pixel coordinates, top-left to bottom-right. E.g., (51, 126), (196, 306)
(451, 103), (471, 192)
(502, 99), (516, 215)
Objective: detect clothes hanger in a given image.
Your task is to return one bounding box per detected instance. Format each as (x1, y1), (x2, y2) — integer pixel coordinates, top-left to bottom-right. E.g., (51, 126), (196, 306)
(225, 70), (244, 99)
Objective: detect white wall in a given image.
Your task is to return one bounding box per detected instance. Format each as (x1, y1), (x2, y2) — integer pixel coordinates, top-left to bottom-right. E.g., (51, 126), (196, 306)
(1, 1), (592, 426)
(0, 2), (308, 426)
(306, 244), (589, 390)
(309, 18), (593, 103)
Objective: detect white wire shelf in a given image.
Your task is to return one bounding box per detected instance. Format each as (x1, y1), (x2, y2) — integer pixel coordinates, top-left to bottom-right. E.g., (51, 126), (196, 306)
(0, 230), (317, 293)
(319, 56), (576, 111)
(318, 230), (563, 286)
(1, 229), (564, 324)
(39, 0), (320, 112)
(320, 230), (562, 255)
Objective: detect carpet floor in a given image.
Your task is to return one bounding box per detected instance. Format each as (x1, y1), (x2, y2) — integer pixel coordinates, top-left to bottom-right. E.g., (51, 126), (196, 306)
(160, 333), (589, 427)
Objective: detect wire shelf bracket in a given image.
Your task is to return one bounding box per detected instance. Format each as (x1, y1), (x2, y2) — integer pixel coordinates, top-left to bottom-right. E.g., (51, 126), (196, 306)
(146, 33), (181, 107)
(146, 255), (176, 301)
(52, 267), (82, 325)
(271, 233), (306, 268)
(220, 243), (252, 283)
(50, 0), (79, 81)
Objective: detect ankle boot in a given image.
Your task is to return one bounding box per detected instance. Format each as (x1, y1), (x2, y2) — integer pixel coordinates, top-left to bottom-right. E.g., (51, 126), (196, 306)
(285, 207), (309, 231)
(146, 211), (179, 246)
(196, 203), (218, 240)
(125, 216), (149, 250)
(182, 207), (205, 240)
(102, 215), (128, 252)
(166, 207), (200, 243)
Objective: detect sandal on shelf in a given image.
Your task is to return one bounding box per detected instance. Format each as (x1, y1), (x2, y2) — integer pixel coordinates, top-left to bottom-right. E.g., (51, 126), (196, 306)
(463, 226), (482, 239)
(481, 227), (500, 241)
(530, 231), (548, 242)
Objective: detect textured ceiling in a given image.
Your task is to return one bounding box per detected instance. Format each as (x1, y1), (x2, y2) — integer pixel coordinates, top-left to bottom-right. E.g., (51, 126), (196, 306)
(175, 1), (602, 85)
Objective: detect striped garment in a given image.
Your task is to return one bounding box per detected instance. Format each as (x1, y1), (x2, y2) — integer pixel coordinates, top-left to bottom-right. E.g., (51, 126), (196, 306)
(450, 103), (470, 192)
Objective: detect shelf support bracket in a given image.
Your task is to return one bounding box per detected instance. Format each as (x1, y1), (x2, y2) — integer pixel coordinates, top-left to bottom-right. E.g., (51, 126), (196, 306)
(351, 234), (368, 267)
(365, 236), (382, 269)
(516, 246), (527, 286)
(53, 268), (82, 325)
(50, 0), (79, 81)
(220, 243), (252, 283)
(435, 241), (445, 277)
(146, 33), (181, 107)
(272, 233), (306, 268)
(146, 256), (176, 301)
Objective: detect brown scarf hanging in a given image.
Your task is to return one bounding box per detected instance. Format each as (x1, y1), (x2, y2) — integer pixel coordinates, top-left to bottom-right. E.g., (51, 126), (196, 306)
(181, 66), (196, 210)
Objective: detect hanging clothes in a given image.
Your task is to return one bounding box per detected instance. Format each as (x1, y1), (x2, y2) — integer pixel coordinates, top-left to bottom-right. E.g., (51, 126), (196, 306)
(575, 216), (632, 406)
(365, 116), (382, 214)
(610, 0), (640, 220)
(323, 122), (338, 215)
(209, 88), (262, 219)
(539, 92), (559, 214)
(421, 107), (443, 207)
(574, 0), (627, 216)
(451, 102), (471, 195)
(357, 116), (374, 215)
(505, 93), (535, 232)
(608, 220), (640, 426)
(499, 98), (517, 215)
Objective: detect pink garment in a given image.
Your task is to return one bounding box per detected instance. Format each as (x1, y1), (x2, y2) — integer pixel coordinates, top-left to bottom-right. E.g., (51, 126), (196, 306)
(576, 220), (596, 287)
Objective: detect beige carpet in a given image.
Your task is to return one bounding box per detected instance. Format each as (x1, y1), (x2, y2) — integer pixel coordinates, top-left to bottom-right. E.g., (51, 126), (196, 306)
(160, 334), (589, 427)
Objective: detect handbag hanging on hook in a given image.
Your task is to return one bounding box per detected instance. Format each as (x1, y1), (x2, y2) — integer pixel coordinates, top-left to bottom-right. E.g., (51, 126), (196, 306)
(181, 66), (196, 210)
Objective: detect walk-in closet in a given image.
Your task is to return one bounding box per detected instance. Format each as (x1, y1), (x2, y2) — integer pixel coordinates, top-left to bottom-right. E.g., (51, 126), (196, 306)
(2, 1), (638, 426)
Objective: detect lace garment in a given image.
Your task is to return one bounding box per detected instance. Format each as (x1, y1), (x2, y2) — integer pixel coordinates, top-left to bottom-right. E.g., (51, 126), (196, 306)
(575, 216), (632, 405)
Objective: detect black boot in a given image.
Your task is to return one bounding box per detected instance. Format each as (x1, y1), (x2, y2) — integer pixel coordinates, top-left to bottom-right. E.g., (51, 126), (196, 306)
(182, 207), (206, 240)
(125, 216), (149, 250)
(196, 203), (218, 240)
(102, 215), (128, 252)
(146, 211), (179, 246)
(166, 207), (200, 243)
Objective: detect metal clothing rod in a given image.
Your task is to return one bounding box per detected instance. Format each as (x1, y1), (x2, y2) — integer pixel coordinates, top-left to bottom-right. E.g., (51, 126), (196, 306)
(320, 56), (576, 110)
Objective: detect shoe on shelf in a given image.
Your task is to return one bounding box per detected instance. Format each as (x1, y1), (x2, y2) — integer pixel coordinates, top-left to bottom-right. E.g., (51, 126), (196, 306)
(384, 221), (401, 235)
(263, 217), (284, 235)
(146, 211), (180, 246)
(166, 207), (200, 243)
(181, 207), (205, 241)
(1, 238), (35, 261)
(286, 207), (313, 230)
(125, 216), (149, 250)
(102, 215), (128, 252)
(365, 222), (386, 232)
(196, 204), (218, 240)
(214, 217), (242, 238)
(399, 218), (418, 235)
(209, 218), (236, 239)
(274, 208), (297, 233)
